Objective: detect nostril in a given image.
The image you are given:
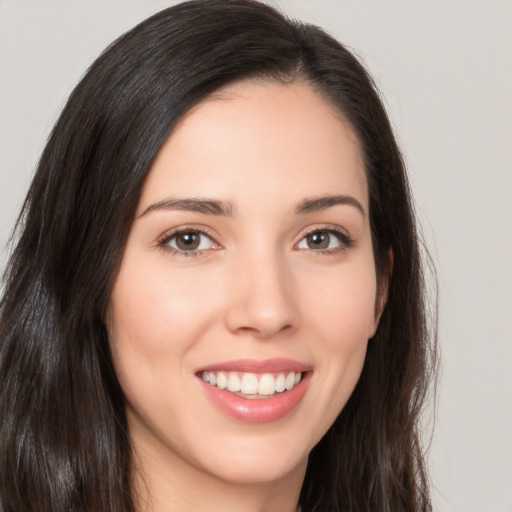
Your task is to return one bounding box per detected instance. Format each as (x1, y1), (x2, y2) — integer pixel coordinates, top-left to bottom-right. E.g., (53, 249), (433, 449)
(234, 321), (294, 339)
(223, 267), (299, 337)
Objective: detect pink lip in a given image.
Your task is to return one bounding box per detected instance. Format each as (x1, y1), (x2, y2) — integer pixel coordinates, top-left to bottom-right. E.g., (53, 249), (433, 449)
(196, 359), (313, 423)
(196, 358), (312, 374)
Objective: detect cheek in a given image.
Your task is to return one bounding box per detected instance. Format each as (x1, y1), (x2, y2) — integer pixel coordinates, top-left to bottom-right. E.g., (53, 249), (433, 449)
(108, 259), (223, 359)
(106, 260), (225, 428)
(296, 258), (376, 433)
(314, 278), (373, 393)
(299, 256), (378, 345)
(324, 267), (376, 378)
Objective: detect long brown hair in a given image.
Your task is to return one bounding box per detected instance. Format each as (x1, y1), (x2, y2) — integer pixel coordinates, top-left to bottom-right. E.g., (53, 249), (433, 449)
(0, 1), (437, 511)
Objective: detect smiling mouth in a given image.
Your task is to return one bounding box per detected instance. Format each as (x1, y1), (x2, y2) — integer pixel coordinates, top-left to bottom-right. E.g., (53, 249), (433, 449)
(197, 360), (312, 422)
(200, 371), (303, 398)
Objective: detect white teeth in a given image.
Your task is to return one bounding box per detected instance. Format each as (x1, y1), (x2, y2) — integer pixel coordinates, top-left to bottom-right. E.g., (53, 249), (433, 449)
(201, 370), (303, 396)
(258, 373), (276, 395)
(285, 372), (295, 390)
(241, 373), (258, 394)
(227, 373), (241, 392)
(216, 371), (227, 390)
(275, 373), (286, 392)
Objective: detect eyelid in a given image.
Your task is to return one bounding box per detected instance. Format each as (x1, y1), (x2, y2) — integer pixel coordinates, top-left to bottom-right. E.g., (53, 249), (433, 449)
(294, 224), (354, 252)
(156, 225), (222, 256)
(155, 223), (353, 258)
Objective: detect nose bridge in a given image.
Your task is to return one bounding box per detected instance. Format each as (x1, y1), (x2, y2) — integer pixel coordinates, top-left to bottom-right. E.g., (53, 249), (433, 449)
(225, 241), (298, 338)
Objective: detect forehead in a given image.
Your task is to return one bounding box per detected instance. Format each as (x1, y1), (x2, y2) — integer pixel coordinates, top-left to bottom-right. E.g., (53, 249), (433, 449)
(139, 80), (368, 214)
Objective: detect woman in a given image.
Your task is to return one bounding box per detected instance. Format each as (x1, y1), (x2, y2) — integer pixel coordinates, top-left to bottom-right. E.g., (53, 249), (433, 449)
(0, 1), (437, 511)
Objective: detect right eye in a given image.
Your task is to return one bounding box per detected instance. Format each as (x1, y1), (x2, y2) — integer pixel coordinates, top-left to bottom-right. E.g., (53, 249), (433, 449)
(159, 228), (219, 255)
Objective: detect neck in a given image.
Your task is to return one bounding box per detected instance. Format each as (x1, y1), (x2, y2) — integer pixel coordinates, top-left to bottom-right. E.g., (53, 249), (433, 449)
(130, 427), (306, 512)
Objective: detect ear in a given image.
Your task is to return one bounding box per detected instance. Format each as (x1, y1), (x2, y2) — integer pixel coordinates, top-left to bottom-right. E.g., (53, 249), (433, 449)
(370, 248), (393, 337)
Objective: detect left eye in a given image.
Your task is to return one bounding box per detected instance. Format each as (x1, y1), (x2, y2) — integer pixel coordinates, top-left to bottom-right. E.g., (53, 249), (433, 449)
(296, 230), (345, 251)
(165, 230), (217, 252)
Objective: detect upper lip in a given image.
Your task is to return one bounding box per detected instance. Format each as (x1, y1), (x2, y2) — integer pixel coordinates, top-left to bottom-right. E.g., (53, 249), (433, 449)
(195, 358), (312, 374)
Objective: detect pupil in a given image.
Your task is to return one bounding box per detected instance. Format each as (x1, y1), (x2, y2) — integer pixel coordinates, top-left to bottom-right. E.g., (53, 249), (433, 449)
(177, 232), (199, 250)
(308, 231), (329, 249)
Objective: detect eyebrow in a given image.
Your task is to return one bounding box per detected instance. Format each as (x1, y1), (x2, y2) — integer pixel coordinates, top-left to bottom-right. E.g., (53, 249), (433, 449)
(139, 194), (365, 218)
(139, 197), (235, 218)
(295, 195), (366, 216)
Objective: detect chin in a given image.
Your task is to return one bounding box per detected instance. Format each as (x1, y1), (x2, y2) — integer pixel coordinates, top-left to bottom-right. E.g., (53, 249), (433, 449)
(203, 450), (307, 486)
(181, 427), (310, 486)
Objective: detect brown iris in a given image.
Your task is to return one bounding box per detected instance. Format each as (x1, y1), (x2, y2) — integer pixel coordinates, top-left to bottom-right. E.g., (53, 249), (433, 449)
(175, 231), (201, 251)
(306, 231), (330, 250)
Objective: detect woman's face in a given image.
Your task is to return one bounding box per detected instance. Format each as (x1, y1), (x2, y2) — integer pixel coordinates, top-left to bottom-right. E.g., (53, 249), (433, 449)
(108, 81), (381, 486)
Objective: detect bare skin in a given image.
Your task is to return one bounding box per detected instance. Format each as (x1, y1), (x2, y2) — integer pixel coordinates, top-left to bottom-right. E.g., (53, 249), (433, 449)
(108, 80), (382, 511)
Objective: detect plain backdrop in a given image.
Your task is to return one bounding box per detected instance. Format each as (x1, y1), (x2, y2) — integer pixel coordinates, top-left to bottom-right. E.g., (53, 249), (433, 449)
(0, 1), (511, 511)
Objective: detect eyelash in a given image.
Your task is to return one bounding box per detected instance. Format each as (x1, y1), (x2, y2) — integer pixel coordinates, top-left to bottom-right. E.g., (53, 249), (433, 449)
(298, 226), (354, 255)
(157, 225), (353, 258)
(157, 227), (219, 258)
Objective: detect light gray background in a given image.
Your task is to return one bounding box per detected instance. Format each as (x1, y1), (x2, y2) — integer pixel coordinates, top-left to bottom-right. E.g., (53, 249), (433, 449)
(1, 1), (511, 511)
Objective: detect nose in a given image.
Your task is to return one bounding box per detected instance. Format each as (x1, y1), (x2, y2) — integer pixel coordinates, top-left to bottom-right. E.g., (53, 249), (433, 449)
(224, 251), (299, 339)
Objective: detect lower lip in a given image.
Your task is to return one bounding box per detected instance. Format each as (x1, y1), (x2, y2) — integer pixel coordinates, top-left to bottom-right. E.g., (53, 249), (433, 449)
(199, 372), (312, 423)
